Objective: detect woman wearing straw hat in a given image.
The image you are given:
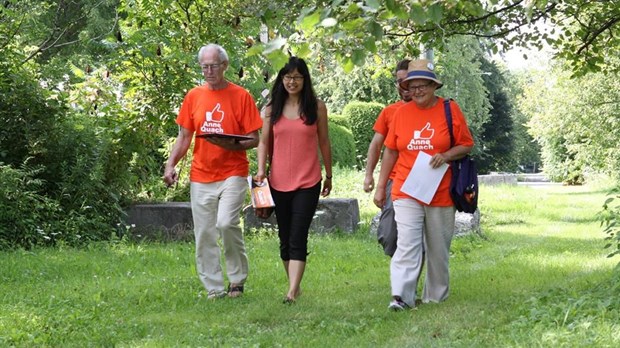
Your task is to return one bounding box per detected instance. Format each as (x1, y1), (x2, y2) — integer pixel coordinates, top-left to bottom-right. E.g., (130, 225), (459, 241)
(373, 59), (474, 311)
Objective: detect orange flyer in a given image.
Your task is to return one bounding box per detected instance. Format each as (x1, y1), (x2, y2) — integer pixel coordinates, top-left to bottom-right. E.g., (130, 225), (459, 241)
(247, 176), (275, 208)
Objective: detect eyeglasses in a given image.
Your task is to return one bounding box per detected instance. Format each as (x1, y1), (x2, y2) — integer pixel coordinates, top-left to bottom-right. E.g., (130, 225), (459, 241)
(407, 82), (433, 92)
(200, 63), (223, 71)
(283, 75), (304, 82)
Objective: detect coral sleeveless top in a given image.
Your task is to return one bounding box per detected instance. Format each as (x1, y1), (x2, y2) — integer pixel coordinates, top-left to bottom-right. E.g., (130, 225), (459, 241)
(269, 117), (322, 192)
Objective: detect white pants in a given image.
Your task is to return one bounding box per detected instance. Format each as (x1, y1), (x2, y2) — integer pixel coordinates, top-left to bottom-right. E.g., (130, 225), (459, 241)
(190, 176), (248, 292)
(391, 198), (455, 307)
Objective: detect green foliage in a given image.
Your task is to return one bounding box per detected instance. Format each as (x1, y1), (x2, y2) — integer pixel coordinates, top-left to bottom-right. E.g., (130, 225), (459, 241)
(314, 57), (400, 114)
(328, 114), (350, 129)
(328, 123), (356, 168)
(521, 60), (620, 183)
(0, 165), (63, 249)
(0, 56), (64, 167)
(342, 101), (384, 167)
(435, 36), (491, 159)
(503, 71), (542, 173)
(283, 0), (620, 77)
(599, 187), (620, 258)
(476, 57), (515, 174)
(0, 54), (121, 248)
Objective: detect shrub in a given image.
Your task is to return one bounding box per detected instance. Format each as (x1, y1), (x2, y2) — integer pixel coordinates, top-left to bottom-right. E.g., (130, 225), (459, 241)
(0, 61), (121, 248)
(329, 123), (357, 168)
(341, 101), (384, 166)
(329, 114), (350, 129)
(599, 186), (620, 258)
(0, 164), (64, 249)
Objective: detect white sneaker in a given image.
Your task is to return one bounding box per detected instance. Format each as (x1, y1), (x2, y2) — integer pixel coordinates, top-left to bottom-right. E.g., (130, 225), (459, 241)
(207, 290), (227, 300)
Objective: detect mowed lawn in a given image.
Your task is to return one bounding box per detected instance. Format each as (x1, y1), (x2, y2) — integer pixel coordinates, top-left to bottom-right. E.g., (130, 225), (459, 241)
(1, 182), (618, 347)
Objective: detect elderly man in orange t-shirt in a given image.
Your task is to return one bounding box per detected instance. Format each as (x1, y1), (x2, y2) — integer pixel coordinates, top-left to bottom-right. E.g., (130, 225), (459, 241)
(164, 44), (262, 300)
(364, 59), (412, 257)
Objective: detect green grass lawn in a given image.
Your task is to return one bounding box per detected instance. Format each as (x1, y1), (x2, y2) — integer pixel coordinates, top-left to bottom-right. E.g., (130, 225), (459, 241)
(1, 181), (619, 347)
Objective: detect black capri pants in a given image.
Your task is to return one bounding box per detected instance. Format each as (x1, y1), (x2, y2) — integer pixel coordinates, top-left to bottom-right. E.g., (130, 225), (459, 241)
(271, 181), (321, 262)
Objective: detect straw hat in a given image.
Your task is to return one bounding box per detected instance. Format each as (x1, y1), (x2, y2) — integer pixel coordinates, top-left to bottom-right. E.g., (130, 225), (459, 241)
(399, 59), (443, 89)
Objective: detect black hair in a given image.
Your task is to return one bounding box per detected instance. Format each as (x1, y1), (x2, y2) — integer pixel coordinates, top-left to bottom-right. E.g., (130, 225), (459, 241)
(396, 59), (411, 74)
(268, 57), (318, 125)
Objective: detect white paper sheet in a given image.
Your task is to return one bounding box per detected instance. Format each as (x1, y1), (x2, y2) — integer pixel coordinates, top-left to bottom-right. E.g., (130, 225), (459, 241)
(400, 151), (449, 204)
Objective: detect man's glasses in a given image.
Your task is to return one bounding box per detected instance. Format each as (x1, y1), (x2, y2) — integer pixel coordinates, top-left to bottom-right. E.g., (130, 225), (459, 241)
(407, 82), (433, 92)
(283, 75), (304, 82)
(200, 63), (223, 71)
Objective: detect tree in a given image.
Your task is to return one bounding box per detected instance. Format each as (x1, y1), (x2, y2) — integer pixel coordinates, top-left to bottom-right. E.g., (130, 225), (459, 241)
(504, 71), (542, 173)
(434, 36), (491, 159)
(313, 54), (400, 114)
(0, 0), (119, 66)
(249, 0), (620, 77)
(476, 57), (515, 174)
(519, 60), (620, 183)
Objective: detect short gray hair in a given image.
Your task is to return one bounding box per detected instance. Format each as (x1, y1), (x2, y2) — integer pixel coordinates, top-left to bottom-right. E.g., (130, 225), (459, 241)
(197, 44), (229, 63)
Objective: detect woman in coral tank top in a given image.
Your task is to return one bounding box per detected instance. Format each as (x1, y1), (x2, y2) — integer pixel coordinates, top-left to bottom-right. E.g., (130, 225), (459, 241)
(255, 57), (333, 304)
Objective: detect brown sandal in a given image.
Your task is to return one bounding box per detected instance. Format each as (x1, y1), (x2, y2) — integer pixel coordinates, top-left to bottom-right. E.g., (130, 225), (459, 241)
(228, 284), (244, 298)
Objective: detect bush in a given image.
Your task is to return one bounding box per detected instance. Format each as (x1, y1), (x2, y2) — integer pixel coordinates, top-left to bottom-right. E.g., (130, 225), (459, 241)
(0, 61), (121, 248)
(599, 186), (620, 258)
(329, 123), (357, 168)
(0, 164), (64, 249)
(341, 101), (384, 166)
(329, 114), (350, 129)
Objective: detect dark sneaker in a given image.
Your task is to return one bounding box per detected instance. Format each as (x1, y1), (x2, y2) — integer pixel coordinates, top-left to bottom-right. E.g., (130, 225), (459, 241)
(388, 297), (411, 311)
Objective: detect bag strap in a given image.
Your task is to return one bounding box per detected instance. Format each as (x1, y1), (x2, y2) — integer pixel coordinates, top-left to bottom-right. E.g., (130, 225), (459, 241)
(443, 98), (454, 148)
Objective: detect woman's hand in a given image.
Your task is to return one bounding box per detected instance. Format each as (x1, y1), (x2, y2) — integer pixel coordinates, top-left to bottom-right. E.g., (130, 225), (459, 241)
(254, 207), (274, 219)
(321, 178), (332, 197)
(253, 171), (266, 184)
(429, 153), (449, 169)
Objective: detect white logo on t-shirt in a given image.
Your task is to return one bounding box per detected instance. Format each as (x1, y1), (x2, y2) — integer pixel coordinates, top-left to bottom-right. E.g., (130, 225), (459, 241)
(407, 122), (435, 150)
(201, 103), (225, 133)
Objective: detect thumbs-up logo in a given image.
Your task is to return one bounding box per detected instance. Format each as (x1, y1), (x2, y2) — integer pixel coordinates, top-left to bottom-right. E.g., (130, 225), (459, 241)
(414, 122), (434, 140)
(206, 103), (224, 122)
(407, 122), (435, 151)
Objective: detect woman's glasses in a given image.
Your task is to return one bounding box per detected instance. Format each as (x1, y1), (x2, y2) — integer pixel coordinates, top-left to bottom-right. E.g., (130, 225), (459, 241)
(407, 82), (433, 92)
(283, 75), (304, 82)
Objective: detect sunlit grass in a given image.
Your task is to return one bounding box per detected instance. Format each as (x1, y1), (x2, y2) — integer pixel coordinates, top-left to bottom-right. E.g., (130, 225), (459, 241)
(1, 171), (618, 347)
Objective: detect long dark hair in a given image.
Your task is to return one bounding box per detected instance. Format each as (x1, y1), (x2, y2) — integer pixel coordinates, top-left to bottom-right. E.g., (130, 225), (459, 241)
(268, 57), (318, 125)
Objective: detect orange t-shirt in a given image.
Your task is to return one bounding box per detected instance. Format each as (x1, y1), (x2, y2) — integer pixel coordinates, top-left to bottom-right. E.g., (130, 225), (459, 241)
(176, 82), (262, 183)
(373, 100), (406, 136)
(384, 97), (474, 206)
(269, 117), (322, 192)
(373, 100), (406, 179)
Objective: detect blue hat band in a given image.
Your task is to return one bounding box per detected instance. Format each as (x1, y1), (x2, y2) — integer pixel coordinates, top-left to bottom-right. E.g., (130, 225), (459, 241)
(406, 70), (438, 80)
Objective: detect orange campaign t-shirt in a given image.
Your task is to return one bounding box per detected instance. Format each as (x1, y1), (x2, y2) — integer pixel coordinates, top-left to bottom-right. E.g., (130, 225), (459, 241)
(373, 100), (406, 136)
(384, 97), (474, 206)
(176, 82), (262, 183)
(373, 100), (406, 179)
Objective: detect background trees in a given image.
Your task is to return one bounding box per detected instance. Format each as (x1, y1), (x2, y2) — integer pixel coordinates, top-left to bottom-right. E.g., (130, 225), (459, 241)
(2, 0), (620, 247)
(520, 59), (620, 184)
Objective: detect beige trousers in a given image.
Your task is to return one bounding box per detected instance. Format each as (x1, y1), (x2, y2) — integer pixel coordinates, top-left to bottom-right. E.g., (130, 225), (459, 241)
(391, 198), (455, 307)
(190, 176), (248, 292)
